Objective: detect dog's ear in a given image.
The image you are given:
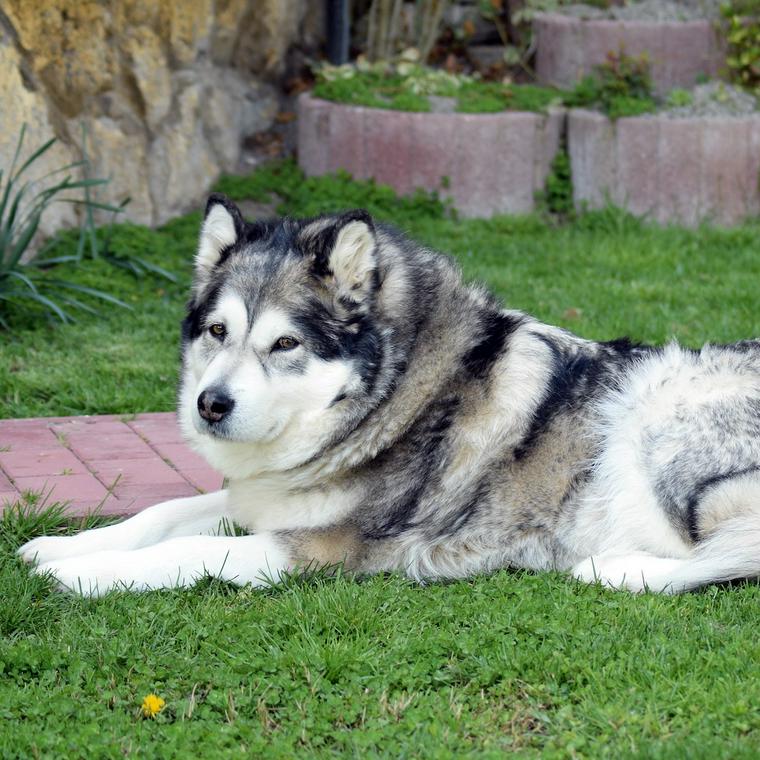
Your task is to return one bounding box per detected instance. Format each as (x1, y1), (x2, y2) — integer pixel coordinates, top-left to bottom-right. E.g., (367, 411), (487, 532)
(195, 194), (245, 282)
(303, 210), (377, 304)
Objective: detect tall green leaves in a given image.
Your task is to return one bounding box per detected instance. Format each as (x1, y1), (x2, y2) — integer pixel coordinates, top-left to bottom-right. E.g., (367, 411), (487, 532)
(0, 125), (128, 327)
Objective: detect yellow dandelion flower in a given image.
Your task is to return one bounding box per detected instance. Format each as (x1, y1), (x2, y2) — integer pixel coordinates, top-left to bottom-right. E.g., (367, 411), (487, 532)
(141, 693), (166, 718)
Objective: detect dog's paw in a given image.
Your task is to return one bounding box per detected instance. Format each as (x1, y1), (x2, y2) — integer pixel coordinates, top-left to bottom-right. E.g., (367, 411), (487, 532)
(18, 535), (83, 566)
(572, 553), (682, 594)
(35, 553), (138, 597)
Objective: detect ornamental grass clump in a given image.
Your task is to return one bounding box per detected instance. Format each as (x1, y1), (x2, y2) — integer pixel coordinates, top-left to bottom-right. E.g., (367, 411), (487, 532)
(0, 125), (128, 327)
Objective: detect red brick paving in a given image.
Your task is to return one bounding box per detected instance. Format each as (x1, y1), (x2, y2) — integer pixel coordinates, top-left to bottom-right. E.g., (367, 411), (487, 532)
(0, 413), (223, 517)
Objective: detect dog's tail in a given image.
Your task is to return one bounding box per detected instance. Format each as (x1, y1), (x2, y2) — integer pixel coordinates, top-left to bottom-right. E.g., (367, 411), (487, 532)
(658, 508), (760, 593)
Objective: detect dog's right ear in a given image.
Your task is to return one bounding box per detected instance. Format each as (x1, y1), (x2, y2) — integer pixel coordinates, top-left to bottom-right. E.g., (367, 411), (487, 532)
(195, 194), (245, 283)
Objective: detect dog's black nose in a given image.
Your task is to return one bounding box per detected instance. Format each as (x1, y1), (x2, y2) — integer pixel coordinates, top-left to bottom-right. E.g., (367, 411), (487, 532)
(197, 388), (234, 423)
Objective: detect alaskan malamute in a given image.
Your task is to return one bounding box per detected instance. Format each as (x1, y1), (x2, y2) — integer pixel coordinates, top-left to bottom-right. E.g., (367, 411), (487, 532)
(20, 195), (760, 595)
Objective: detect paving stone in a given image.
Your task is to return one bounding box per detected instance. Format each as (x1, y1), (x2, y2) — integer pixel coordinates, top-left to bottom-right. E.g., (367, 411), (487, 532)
(89, 457), (188, 488)
(0, 425), (60, 451)
(0, 448), (88, 479)
(13, 474), (110, 503)
(0, 413), (222, 518)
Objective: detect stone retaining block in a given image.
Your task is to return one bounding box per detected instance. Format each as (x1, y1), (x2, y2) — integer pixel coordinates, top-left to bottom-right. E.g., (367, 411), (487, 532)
(568, 109), (760, 226)
(534, 13), (724, 95)
(297, 93), (564, 218)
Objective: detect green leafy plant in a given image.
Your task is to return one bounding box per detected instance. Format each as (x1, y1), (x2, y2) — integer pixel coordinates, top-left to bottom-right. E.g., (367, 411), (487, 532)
(666, 88), (694, 108)
(566, 49), (657, 119)
(0, 125), (128, 326)
(537, 148), (574, 218)
(721, 1), (760, 94)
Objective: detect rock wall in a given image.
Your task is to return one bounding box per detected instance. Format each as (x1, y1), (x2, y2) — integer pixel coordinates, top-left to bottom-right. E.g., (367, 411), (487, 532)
(0, 0), (316, 234)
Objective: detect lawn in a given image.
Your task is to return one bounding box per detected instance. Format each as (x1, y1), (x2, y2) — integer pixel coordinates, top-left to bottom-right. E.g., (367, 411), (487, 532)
(1, 162), (759, 756)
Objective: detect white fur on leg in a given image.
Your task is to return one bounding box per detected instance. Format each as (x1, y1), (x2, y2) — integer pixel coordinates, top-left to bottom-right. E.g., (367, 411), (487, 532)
(36, 533), (289, 597)
(572, 552), (689, 594)
(18, 490), (230, 566)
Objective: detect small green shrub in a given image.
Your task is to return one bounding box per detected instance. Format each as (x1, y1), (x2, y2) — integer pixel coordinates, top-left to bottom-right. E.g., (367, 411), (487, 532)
(721, 1), (760, 94)
(566, 49), (656, 119)
(666, 88), (694, 108)
(538, 148), (574, 218)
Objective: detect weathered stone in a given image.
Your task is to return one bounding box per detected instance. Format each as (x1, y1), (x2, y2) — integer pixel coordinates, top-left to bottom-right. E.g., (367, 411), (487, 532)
(78, 115), (153, 226)
(122, 26), (172, 131)
(201, 69), (279, 172)
(148, 81), (219, 226)
(0, 36), (78, 243)
(0, 0), (312, 235)
(232, 0), (308, 78)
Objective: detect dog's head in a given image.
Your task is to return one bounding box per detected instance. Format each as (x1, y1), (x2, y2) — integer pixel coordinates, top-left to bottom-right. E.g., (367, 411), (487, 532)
(178, 195), (385, 476)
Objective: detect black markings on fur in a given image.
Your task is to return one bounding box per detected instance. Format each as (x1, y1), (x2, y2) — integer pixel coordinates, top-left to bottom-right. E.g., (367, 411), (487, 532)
(182, 281), (225, 343)
(685, 465), (760, 542)
(514, 334), (651, 460)
(462, 311), (524, 379)
(436, 481), (490, 537)
(363, 395), (461, 540)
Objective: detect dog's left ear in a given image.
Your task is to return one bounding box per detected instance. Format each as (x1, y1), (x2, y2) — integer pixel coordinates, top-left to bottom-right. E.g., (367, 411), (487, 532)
(195, 194), (245, 283)
(305, 210), (378, 303)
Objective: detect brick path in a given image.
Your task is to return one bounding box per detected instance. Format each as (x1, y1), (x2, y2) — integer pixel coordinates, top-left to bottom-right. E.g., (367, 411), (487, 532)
(0, 413), (223, 517)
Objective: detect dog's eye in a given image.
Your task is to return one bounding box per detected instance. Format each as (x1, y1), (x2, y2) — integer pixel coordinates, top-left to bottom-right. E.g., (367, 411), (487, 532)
(209, 323), (226, 340)
(272, 336), (299, 352)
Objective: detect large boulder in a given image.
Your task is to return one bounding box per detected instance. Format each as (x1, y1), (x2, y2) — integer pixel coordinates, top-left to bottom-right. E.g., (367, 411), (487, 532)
(0, 0), (309, 230)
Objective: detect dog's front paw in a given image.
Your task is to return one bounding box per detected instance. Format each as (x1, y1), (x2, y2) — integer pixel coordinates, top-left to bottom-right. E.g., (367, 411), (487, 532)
(35, 553), (140, 597)
(19, 535), (83, 566)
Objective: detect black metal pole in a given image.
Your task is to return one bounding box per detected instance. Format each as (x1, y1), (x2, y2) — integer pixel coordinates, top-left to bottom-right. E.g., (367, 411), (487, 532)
(326, 0), (350, 65)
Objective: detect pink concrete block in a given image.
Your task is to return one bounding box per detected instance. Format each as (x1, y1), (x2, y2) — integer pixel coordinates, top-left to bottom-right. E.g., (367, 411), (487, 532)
(89, 458), (187, 488)
(326, 104), (366, 178)
(407, 111), (457, 195)
(0, 491), (21, 508)
(657, 117), (702, 225)
(127, 414), (185, 445)
(184, 469), (224, 493)
(568, 109), (617, 209)
(534, 13), (584, 88)
(0, 448), (88, 478)
(0, 470), (14, 491)
(747, 121), (760, 218)
(108, 481), (198, 501)
(67, 433), (157, 461)
(150, 442), (207, 467)
(0, 425), (59, 451)
(535, 14), (726, 93)
(615, 117), (660, 217)
(660, 22), (721, 91)
(297, 94), (331, 176)
(580, 20), (626, 77)
(700, 118), (751, 226)
(13, 474), (109, 503)
(363, 109), (415, 196)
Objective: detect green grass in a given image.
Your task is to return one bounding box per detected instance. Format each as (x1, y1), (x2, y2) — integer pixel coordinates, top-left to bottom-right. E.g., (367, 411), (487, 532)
(1, 161), (760, 755)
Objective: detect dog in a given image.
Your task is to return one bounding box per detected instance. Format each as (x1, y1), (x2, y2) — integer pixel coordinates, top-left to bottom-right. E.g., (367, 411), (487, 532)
(19, 194), (760, 596)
